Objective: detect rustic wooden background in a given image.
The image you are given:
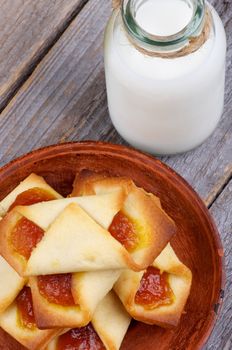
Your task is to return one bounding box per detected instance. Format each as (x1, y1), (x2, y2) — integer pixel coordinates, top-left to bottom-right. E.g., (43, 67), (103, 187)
(0, 0), (231, 349)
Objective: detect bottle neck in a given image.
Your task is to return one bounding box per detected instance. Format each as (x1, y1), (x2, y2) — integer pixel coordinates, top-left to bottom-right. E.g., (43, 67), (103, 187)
(121, 0), (206, 53)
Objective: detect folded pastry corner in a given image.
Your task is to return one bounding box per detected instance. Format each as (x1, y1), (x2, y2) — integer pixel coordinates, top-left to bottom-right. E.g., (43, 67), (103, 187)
(114, 243), (192, 328)
(26, 203), (139, 276)
(71, 169), (111, 196)
(0, 209), (30, 276)
(16, 190), (126, 232)
(0, 286), (60, 350)
(120, 184), (176, 268)
(72, 171), (135, 197)
(29, 269), (121, 329)
(71, 270), (121, 315)
(29, 275), (88, 329)
(46, 291), (131, 350)
(0, 173), (62, 215)
(72, 171), (176, 269)
(0, 173), (62, 276)
(1, 189), (125, 277)
(92, 291), (131, 350)
(0, 255), (25, 313)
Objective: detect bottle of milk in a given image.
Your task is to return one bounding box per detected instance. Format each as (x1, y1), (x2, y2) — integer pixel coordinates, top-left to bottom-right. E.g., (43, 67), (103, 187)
(104, 0), (226, 155)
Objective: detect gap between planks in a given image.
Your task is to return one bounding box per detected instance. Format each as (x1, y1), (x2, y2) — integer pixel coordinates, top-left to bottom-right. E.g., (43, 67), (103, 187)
(0, 0), (89, 114)
(205, 164), (232, 209)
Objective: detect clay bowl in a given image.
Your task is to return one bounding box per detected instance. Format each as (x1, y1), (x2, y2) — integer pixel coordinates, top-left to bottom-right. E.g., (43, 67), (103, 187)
(0, 141), (224, 350)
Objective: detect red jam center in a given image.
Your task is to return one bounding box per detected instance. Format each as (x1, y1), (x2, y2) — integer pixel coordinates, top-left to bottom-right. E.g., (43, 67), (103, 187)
(109, 211), (138, 251)
(11, 218), (44, 259)
(16, 287), (36, 329)
(9, 187), (56, 211)
(135, 267), (173, 309)
(57, 325), (106, 350)
(37, 274), (75, 306)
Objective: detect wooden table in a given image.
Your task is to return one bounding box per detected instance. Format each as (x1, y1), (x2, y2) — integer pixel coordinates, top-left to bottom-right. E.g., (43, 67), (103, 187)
(0, 0), (231, 349)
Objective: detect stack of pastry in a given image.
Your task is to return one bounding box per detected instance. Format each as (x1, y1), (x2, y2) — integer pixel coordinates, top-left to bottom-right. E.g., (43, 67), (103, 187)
(0, 172), (192, 350)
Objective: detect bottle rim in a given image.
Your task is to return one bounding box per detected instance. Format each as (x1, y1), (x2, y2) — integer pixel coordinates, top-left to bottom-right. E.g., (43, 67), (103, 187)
(121, 0), (206, 50)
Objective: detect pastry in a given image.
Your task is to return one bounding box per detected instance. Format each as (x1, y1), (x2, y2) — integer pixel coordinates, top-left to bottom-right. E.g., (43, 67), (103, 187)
(92, 291), (131, 350)
(0, 174), (62, 276)
(29, 270), (121, 329)
(0, 192), (124, 276)
(0, 286), (60, 350)
(26, 203), (141, 275)
(114, 244), (192, 327)
(46, 291), (131, 350)
(0, 209), (43, 276)
(0, 191), (124, 276)
(0, 173), (62, 216)
(16, 191), (125, 231)
(0, 189), (125, 328)
(0, 172), (193, 349)
(0, 255), (25, 313)
(72, 171), (176, 269)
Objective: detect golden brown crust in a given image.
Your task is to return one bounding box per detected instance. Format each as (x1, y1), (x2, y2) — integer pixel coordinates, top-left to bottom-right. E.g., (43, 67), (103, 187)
(113, 270), (142, 313)
(124, 185), (176, 268)
(72, 171), (176, 269)
(0, 209), (27, 276)
(71, 270), (121, 315)
(114, 244), (192, 328)
(92, 291), (131, 350)
(71, 170), (110, 196)
(128, 273), (192, 328)
(16, 190), (126, 232)
(47, 292), (131, 350)
(0, 173), (63, 276)
(20, 328), (60, 350)
(26, 203), (142, 276)
(29, 277), (90, 329)
(0, 256), (26, 313)
(92, 177), (134, 196)
(0, 173), (62, 216)
(30, 270), (121, 330)
(0, 299), (60, 350)
(72, 170), (135, 197)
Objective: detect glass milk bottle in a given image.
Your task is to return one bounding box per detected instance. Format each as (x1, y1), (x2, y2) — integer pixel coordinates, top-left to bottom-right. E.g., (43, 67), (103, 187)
(104, 0), (226, 155)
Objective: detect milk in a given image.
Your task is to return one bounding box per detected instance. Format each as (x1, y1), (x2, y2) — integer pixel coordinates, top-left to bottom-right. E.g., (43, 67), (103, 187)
(135, 0), (193, 36)
(104, 0), (226, 155)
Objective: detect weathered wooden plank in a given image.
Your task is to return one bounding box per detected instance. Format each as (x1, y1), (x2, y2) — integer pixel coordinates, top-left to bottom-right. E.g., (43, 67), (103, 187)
(0, 0), (87, 110)
(0, 0), (112, 164)
(0, 0), (231, 206)
(204, 180), (232, 350)
(0, 2), (230, 348)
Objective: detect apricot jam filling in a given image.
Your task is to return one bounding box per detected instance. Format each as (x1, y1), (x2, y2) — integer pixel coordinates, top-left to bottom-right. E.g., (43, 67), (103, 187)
(11, 217), (44, 259)
(9, 187), (56, 211)
(135, 267), (174, 309)
(37, 274), (75, 306)
(109, 211), (138, 252)
(57, 324), (106, 350)
(16, 287), (36, 329)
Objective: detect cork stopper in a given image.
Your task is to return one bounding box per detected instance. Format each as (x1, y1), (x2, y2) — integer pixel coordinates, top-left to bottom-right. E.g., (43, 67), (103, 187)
(112, 0), (121, 9)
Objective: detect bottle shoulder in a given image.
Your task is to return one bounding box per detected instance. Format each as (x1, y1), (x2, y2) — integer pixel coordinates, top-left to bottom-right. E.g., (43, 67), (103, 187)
(104, 6), (226, 81)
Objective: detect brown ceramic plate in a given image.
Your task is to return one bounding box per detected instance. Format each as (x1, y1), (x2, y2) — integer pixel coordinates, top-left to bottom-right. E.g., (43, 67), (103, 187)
(0, 141), (224, 350)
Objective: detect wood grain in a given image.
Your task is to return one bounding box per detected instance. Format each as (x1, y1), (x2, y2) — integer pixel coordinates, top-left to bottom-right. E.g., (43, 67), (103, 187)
(0, 0), (230, 348)
(0, 0), (111, 165)
(0, 0), (231, 206)
(0, 0), (87, 110)
(204, 180), (232, 350)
